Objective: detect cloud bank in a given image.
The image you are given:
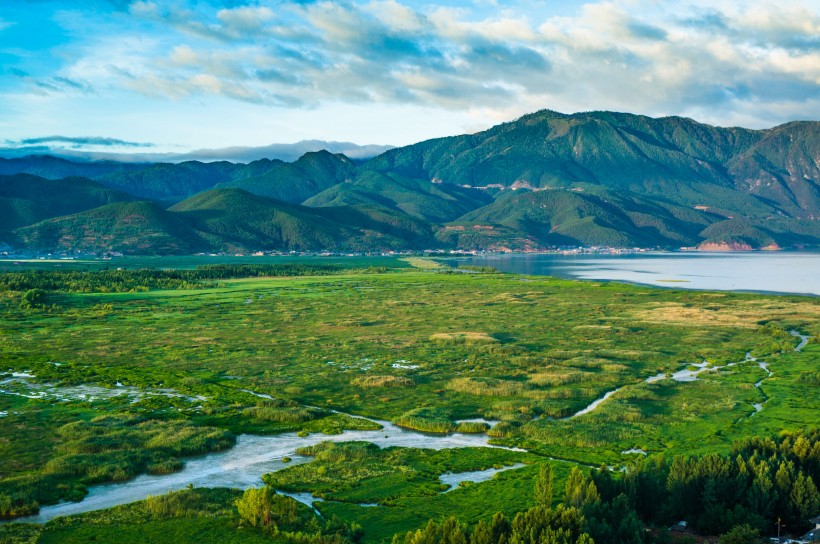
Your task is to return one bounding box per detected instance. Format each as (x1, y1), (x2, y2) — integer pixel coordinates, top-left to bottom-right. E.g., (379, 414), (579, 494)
(11, 136), (154, 148)
(0, 0), (817, 148)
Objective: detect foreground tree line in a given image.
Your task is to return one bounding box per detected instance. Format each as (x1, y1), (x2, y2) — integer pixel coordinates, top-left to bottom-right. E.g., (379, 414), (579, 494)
(388, 429), (819, 544)
(228, 430), (817, 543)
(0, 263), (382, 298)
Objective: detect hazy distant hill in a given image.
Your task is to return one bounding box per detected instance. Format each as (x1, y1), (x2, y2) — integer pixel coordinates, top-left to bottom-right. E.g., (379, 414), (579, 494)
(0, 140), (394, 164)
(2, 110), (818, 253)
(96, 161), (238, 201)
(0, 156), (147, 180)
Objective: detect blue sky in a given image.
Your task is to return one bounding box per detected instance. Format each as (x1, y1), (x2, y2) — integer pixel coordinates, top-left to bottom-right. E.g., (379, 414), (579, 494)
(0, 0), (818, 155)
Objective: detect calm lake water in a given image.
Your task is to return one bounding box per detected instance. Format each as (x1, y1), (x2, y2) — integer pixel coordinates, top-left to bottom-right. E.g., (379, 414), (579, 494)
(447, 252), (820, 296)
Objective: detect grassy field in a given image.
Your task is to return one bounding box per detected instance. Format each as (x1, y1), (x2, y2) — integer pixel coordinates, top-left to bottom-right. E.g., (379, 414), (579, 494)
(0, 257), (817, 542)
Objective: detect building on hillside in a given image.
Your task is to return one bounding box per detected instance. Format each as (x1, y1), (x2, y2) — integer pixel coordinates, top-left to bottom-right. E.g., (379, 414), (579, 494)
(797, 516), (820, 543)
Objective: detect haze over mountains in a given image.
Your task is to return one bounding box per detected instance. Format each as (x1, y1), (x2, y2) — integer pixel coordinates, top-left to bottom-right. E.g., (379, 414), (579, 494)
(0, 140), (395, 164)
(2, 110), (818, 254)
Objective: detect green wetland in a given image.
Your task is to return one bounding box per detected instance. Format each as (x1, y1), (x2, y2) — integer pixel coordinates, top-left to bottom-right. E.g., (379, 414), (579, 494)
(0, 256), (817, 544)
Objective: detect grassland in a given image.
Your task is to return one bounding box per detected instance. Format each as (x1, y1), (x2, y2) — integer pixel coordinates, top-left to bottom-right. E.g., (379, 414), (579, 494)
(0, 257), (816, 542)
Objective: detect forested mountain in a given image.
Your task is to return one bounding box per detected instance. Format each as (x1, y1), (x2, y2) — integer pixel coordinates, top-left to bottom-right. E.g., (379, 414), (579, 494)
(15, 201), (208, 254)
(169, 188), (418, 252)
(0, 174), (135, 240)
(2, 110), (818, 254)
(0, 155), (147, 179)
(216, 151), (356, 203)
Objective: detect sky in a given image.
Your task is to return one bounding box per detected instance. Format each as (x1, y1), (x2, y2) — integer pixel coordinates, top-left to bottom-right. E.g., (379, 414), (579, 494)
(0, 0), (818, 156)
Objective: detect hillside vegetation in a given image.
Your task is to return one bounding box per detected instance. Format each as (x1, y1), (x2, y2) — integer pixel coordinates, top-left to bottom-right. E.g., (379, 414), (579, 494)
(2, 110), (818, 253)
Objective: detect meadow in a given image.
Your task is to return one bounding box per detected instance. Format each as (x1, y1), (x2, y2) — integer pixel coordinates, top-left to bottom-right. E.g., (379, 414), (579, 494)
(0, 256), (817, 543)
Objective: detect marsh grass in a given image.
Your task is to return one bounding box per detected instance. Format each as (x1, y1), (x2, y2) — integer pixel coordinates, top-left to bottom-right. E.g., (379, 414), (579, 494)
(0, 260), (816, 534)
(352, 376), (415, 388)
(394, 408), (456, 433)
(454, 421), (490, 434)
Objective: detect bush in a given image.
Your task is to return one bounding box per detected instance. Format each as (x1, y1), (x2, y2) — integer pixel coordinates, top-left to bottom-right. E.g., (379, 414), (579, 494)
(352, 376), (414, 388)
(235, 487), (298, 531)
(394, 408), (455, 433)
(718, 524), (761, 544)
(455, 421), (490, 434)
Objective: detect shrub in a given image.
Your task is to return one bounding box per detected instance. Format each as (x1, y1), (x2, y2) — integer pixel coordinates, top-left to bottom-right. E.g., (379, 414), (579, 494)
(352, 375), (414, 388)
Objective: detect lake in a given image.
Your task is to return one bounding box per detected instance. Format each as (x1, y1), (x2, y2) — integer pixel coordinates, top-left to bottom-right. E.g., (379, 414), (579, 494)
(446, 252), (820, 296)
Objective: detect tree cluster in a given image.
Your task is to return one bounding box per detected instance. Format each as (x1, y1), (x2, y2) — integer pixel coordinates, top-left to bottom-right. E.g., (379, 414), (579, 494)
(0, 263), (352, 294)
(393, 429), (818, 544)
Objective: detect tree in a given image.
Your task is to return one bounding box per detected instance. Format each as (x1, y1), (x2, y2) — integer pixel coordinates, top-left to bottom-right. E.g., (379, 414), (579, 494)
(564, 467), (599, 509)
(535, 464), (555, 507)
(236, 486), (273, 528)
(394, 517), (468, 544)
(717, 524), (761, 544)
(583, 494), (644, 544)
(19, 288), (46, 309)
(509, 504), (587, 544)
(471, 520), (494, 544)
(235, 487), (297, 532)
(790, 472), (820, 523)
(565, 467), (586, 508)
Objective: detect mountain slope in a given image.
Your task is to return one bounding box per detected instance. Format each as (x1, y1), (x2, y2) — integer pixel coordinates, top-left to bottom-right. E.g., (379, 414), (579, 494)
(363, 110), (818, 218)
(1, 110), (818, 253)
(442, 187), (820, 250)
(16, 201), (207, 254)
(438, 188), (718, 249)
(305, 170), (492, 224)
(726, 121), (820, 217)
(217, 151), (355, 203)
(0, 174), (135, 232)
(96, 161), (239, 201)
(169, 188), (358, 251)
(169, 188), (420, 251)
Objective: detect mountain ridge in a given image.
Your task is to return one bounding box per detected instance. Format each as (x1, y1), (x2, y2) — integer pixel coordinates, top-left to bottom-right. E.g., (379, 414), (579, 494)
(1, 109), (818, 254)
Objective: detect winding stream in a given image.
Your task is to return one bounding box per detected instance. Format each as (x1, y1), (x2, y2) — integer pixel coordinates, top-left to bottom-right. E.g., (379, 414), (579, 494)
(4, 331), (810, 525)
(566, 330), (810, 419)
(6, 413), (521, 525)
(439, 463), (526, 492)
(792, 330), (810, 351)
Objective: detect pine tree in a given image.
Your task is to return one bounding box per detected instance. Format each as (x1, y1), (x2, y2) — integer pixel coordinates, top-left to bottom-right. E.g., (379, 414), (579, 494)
(535, 464), (555, 507)
(564, 467), (586, 508)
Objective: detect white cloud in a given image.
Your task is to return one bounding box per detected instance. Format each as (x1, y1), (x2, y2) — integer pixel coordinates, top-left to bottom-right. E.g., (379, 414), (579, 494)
(128, 1), (158, 18)
(429, 7), (536, 42)
(4, 0), (819, 149)
(82, 1), (820, 127)
(366, 0), (424, 33)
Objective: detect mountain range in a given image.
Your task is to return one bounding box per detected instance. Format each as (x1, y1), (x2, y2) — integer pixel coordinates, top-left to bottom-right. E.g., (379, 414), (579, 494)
(1, 110), (818, 254)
